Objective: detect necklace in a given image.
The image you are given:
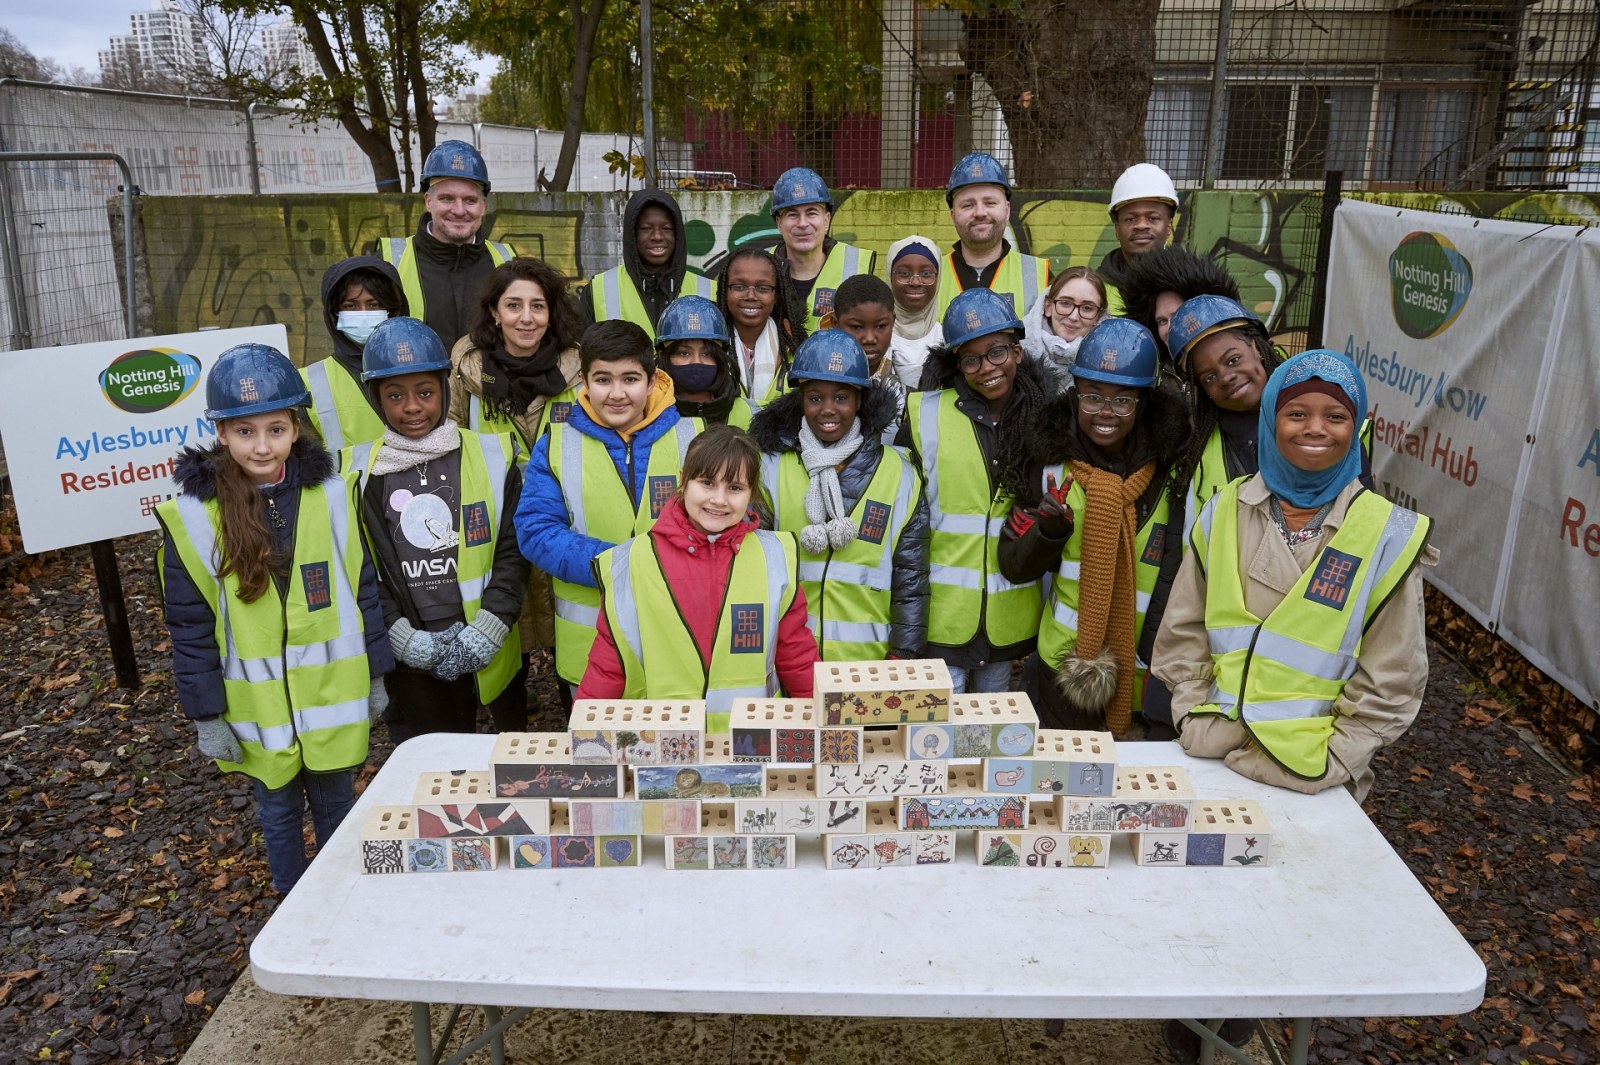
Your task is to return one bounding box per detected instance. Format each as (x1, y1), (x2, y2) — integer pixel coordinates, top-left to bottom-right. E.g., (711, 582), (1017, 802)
(418, 459), (429, 486)
(1268, 495), (1334, 547)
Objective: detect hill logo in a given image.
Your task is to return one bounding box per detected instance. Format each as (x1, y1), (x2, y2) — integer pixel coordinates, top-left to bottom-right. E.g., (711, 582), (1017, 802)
(1389, 232), (1472, 339)
(99, 348), (202, 413)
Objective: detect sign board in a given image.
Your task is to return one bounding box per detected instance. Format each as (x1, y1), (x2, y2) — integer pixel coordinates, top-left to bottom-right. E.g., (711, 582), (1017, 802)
(0, 325), (290, 553)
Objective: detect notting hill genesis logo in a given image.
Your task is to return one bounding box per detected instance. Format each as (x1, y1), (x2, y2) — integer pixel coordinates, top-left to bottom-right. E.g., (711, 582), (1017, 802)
(99, 348), (202, 413)
(1389, 232), (1472, 339)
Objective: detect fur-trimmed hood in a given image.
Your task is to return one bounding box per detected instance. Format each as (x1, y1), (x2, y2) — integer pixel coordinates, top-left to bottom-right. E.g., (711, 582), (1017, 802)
(172, 431), (336, 502)
(748, 380), (901, 453)
(1024, 379), (1190, 475)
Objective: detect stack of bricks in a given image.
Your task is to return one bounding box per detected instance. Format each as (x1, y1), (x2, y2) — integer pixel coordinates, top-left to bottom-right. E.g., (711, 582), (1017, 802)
(357, 659), (1273, 873)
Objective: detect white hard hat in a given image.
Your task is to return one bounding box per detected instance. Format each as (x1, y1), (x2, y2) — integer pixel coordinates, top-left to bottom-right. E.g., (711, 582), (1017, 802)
(1109, 163), (1178, 218)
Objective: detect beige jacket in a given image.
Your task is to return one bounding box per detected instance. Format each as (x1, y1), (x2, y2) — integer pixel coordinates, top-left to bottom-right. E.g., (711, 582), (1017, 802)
(448, 338), (583, 652)
(1151, 475), (1438, 803)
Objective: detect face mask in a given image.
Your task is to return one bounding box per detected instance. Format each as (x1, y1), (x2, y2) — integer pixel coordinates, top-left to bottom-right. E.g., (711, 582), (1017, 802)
(668, 362), (720, 395)
(337, 310), (388, 345)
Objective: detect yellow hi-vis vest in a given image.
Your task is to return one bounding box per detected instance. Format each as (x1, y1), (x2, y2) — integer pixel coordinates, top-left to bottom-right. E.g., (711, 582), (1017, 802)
(789, 242), (875, 335)
(935, 248), (1048, 320)
(1035, 465), (1172, 710)
(587, 267), (715, 342)
(301, 359), (386, 454)
(1182, 417), (1378, 546)
(595, 529), (800, 732)
(466, 386), (579, 456)
(155, 477), (371, 790)
(381, 236), (512, 322)
(546, 417), (701, 684)
(1187, 479), (1431, 780)
(343, 430), (522, 703)
(759, 445), (918, 661)
(908, 390), (1041, 649)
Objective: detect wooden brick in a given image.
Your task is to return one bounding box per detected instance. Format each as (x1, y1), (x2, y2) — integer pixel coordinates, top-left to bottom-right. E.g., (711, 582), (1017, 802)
(897, 794), (1029, 830)
(1056, 766), (1195, 833)
(1128, 832), (1189, 867)
(823, 830), (955, 869)
(1032, 729), (1119, 796)
(508, 811), (642, 869)
(491, 733), (625, 799)
(899, 692), (1038, 760)
(816, 760), (949, 798)
(726, 700), (818, 764)
(734, 796), (863, 836)
(411, 770), (495, 803)
(1189, 801), (1272, 867)
(665, 833), (795, 869)
(414, 800), (551, 837)
(633, 763), (766, 799)
(359, 806), (415, 874)
(566, 798), (701, 836)
(975, 829), (1111, 868)
(568, 700), (706, 765)
(764, 767), (816, 796)
(815, 659), (952, 725)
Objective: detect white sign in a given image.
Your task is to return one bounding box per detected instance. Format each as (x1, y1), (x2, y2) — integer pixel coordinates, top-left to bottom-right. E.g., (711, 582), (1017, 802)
(0, 325), (290, 553)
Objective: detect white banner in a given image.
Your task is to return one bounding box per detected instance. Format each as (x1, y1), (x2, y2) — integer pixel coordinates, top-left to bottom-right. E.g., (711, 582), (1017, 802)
(0, 325), (288, 553)
(1324, 199), (1597, 708)
(1496, 229), (1600, 709)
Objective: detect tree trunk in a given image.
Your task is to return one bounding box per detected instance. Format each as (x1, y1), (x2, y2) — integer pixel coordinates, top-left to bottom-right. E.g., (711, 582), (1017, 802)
(400, 0), (437, 166)
(961, 0), (1161, 187)
(794, 81), (837, 186)
(297, 6), (402, 191)
(551, 0), (609, 192)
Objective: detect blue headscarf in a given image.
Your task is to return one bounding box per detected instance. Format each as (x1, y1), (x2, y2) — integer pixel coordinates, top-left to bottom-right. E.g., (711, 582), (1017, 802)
(1257, 349), (1366, 508)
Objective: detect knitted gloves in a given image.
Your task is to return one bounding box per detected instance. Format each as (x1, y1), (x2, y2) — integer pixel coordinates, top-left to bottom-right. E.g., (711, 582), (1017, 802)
(193, 717), (243, 763)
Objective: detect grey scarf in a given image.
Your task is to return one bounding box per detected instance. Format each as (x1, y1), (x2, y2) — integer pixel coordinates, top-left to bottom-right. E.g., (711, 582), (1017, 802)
(797, 417), (864, 553)
(371, 419), (462, 476)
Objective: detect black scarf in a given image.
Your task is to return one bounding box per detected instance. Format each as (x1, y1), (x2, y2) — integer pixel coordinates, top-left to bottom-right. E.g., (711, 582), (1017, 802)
(479, 335), (568, 418)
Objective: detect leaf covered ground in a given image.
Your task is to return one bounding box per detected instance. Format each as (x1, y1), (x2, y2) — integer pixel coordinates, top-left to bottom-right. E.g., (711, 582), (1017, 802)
(0, 525), (1594, 1064)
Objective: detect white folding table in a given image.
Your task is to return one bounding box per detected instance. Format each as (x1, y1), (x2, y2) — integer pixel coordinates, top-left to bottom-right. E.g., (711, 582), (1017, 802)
(251, 736), (1485, 1065)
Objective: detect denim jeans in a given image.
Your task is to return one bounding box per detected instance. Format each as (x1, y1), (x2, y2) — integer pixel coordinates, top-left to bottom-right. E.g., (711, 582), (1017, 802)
(948, 660), (1013, 694)
(252, 768), (357, 892)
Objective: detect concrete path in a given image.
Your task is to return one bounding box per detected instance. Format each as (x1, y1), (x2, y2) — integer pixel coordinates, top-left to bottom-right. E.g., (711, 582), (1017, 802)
(182, 968), (1279, 1064)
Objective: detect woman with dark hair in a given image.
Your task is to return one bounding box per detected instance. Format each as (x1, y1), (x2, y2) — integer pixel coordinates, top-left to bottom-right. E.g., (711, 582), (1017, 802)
(448, 258), (584, 722)
(716, 245), (808, 405)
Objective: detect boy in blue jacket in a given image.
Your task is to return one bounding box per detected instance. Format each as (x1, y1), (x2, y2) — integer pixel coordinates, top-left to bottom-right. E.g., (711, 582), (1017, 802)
(514, 321), (701, 703)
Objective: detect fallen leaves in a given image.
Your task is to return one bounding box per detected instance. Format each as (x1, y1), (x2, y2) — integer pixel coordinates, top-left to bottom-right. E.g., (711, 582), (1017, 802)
(53, 887), (86, 906)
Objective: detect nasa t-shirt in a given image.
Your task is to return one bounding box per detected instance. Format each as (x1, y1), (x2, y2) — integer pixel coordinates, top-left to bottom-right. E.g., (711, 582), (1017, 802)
(382, 451), (467, 626)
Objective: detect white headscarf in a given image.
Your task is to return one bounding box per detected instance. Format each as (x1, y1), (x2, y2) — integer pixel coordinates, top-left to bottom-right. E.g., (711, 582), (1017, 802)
(887, 235), (942, 342)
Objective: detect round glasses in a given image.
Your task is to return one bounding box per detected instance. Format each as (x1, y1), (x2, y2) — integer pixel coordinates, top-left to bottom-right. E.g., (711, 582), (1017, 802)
(1078, 393), (1139, 417)
(1051, 298), (1103, 321)
(892, 269), (939, 285)
(957, 342), (1018, 375)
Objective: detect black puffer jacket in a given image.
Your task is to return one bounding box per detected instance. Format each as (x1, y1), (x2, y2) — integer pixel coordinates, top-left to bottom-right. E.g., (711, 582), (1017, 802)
(998, 380), (1191, 659)
(158, 436), (394, 720)
(749, 383), (931, 659)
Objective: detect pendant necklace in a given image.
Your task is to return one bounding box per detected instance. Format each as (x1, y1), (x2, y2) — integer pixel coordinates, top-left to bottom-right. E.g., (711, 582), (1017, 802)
(265, 495), (285, 530)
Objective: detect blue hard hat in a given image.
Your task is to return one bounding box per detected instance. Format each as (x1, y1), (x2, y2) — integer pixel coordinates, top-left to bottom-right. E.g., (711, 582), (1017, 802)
(770, 168), (833, 216)
(421, 139), (490, 193)
(655, 296), (730, 349)
(941, 288), (1024, 350)
(946, 152), (1012, 205)
(204, 343), (309, 421)
(361, 317), (451, 382)
(1071, 318), (1160, 389)
(1166, 294), (1266, 372)
(789, 329), (870, 389)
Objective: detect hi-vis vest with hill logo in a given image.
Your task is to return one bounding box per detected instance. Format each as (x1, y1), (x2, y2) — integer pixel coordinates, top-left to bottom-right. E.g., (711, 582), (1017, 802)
(155, 476), (370, 790)
(302, 360), (386, 453)
(1036, 464), (1171, 707)
(1187, 480), (1430, 780)
(761, 446), (916, 661)
(791, 242), (874, 335)
(909, 390), (1041, 649)
(343, 430), (522, 702)
(595, 529), (799, 733)
(935, 249), (1048, 320)
(546, 418), (701, 684)
(587, 267), (714, 342)
(467, 386), (579, 455)
(382, 237), (512, 320)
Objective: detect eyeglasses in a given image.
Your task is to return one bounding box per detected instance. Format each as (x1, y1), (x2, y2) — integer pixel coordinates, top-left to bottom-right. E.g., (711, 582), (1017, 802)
(957, 342), (1018, 375)
(1078, 393), (1139, 417)
(727, 283), (776, 296)
(892, 269), (939, 285)
(1051, 298), (1102, 320)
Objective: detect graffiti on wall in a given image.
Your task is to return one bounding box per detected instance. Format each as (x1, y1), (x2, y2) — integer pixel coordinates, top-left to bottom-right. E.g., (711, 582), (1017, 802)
(141, 188), (1600, 367)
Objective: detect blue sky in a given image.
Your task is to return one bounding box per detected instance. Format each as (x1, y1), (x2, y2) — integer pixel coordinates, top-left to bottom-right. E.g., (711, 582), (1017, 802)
(2, 1), (495, 89)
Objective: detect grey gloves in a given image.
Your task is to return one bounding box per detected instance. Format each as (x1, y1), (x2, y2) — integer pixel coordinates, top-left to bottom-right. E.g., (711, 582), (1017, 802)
(390, 618), (464, 670)
(433, 613), (510, 682)
(368, 682), (389, 722)
(194, 717), (243, 763)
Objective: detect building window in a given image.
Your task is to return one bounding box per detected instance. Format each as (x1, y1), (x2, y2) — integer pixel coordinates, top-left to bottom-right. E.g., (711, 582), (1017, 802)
(1372, 87), (1479, 183)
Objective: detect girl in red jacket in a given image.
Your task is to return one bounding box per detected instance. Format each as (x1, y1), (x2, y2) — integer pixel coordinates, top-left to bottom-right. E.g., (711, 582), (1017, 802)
(577, 425), (818, 729)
